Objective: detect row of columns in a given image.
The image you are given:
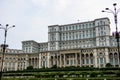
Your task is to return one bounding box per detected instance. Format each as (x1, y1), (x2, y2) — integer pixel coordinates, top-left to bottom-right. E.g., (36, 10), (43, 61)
(51, 52), (94, 68)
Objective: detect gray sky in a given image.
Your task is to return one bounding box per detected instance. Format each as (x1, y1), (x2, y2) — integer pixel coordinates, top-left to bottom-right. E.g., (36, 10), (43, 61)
(0, 0), (120, 49)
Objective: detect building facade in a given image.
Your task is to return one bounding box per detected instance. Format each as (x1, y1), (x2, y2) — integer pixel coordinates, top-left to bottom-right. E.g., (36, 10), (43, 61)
(0, 17), (120, 71)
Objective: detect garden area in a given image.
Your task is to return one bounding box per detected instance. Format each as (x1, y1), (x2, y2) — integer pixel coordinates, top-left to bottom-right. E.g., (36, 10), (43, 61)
(2, 66), (120, 80)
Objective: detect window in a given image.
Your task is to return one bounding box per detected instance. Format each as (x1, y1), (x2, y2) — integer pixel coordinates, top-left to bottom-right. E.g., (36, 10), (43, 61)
(82, 59), (84, 64)
(76, 34), (78, 39)
(69, 26), (71, 30)
(70, 60), (73, 65)
(86, 59), (89, 64)
(67, 60), (69, 65)
(115, 58), (118, 64)
(63, 27), (65, 31)
(100, 58), (103, 64)
(100, 53), (103, 57)
(66, 27), (68, 31)
(89, 23), (91, 27)
(79, 25), (81, 29)
(110, 58), (113, 65)
(91, 59), (93, 64)
(86, 24), (88, 28)
(100, 21), (102, 25)
(76, 25), (78, 30)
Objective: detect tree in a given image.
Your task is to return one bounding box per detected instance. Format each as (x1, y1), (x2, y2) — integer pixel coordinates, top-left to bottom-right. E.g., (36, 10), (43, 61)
(26, 66), (33, 70)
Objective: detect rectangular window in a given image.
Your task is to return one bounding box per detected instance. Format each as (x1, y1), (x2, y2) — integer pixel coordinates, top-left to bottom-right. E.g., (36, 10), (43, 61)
(82, 59), (84, 64)
(91, 59), (93, 64)
(115, 58), (118, 64)
(70, 60), (73, 65)
(100, 58), (103, 64)
(110, 58), (113, 65)
(67, 60), (69, 65)
(86, 59), (89, 64)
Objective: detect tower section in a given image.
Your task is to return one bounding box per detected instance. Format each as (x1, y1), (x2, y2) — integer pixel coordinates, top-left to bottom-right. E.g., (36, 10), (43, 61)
(48, 25), (60, 51)
(94, 17), (110, 47)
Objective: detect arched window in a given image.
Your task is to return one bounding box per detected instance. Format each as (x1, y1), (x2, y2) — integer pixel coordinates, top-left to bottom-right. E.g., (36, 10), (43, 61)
(109, 53), (113, 65)
(29, 58), (31, 60)
(114, 53), (118, 58)
(100, 53), (103, 57)
(90, 53), (93, 57)
(109, 53), (113, 58)
(82, 54), (84, 57)
(32, 58), (34, 60)
(86, 54), (89, 57)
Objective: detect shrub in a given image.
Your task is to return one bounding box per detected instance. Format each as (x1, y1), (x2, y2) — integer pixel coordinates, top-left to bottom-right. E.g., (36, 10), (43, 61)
(90, 72), (98, 77)
(106, 63), (112, 67)
(116, 71), (120, 77)
(26, 66), (33, 70)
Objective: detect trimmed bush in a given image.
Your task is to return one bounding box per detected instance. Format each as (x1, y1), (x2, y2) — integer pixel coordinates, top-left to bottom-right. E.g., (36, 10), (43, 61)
(90, 72), (98, 77)
(116, 71), (120, 77)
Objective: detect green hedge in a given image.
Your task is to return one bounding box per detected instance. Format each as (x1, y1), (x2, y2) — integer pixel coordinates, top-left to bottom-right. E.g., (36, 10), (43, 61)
(4, 67), (120, 73)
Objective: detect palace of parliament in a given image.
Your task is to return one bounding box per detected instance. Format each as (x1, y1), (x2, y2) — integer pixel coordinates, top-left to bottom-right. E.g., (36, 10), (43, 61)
(0, 17), (120, 71)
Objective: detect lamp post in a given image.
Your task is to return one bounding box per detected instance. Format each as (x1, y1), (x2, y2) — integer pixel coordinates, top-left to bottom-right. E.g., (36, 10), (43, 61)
(102, 3), (120, 66)
(0, 24), (15, 80)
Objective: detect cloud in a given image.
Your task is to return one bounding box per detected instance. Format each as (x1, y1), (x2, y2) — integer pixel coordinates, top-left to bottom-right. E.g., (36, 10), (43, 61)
(31, 0), (49, 7)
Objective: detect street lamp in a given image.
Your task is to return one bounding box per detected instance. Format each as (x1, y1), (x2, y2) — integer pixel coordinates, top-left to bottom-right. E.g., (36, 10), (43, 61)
(0, 24), (15, 80)
(102, 3), (120, 66)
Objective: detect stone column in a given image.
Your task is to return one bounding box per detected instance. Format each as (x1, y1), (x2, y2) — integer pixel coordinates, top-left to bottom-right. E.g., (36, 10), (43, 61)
(84, 58), (86, 66)
(103, 57), (105, 67)
(64, 54), (66, 67)
(15, 61), (18, 71)
(38, 53), (41, 68)
(25, 54), (29, 69)
(47, 53), (50, 68)
(93, 49), (98, 67)
(118, 56), (120, 67)
(75, 53), (77, 67)
(79, 53), (81, 67)
(59, 54), (62, 67)
(89, 57), (91, 67)
(56, 53), (59, 67)
(53, 56), (55, 65)
(105, 48), (109, 64)
(113, 55), (115, 67)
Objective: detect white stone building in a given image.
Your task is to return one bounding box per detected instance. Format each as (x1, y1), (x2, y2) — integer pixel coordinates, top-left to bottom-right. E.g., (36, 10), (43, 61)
(0, 17), (120, 71)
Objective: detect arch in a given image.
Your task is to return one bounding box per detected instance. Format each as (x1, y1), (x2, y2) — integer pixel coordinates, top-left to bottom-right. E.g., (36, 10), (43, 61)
(109, 53), (113, 58)
(114, 52), (118, 58)
(18, 58), (20, 60)
(100, 53), (103, 56)
(90, 53), (93, 57)
(51, 56), (53, 59)
(29, 58), (31, 60)
(114, 52), (117, 55)
(86, 54), (89, 57)
(35, 58), (38, 60)
(32, 58), (34, 60)
(81, 54), (84, 57)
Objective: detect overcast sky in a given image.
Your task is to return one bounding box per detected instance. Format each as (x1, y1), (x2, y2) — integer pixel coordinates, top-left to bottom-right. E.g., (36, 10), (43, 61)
(0, 0), (120, 49)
